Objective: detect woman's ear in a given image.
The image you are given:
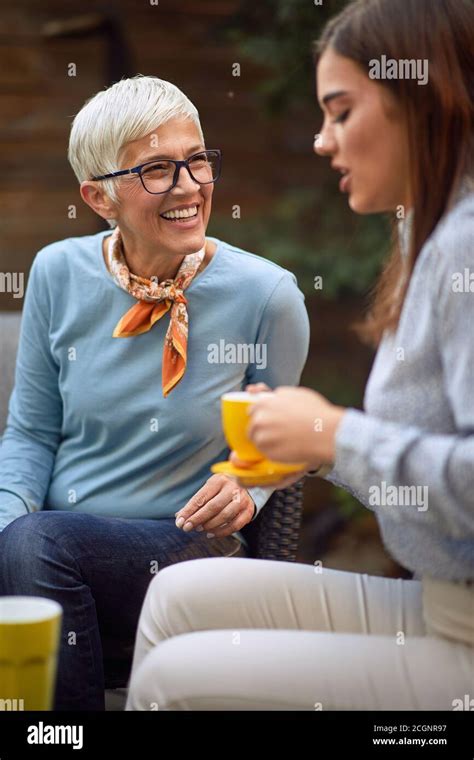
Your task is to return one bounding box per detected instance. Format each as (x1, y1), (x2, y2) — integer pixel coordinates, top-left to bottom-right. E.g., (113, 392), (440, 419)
(80, 181), (117, 224)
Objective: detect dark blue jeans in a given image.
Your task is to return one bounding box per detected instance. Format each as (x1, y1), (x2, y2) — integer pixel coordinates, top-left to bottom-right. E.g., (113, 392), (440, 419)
(0, 511), (245, 710)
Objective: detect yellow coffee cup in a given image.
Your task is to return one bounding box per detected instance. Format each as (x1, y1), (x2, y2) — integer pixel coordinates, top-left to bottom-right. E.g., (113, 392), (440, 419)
(0, 596), (62, 711)
(221, 391), (271, 463)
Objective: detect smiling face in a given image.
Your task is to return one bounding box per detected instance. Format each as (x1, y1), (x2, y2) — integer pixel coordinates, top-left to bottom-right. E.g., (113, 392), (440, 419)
(112, 117), (214, 258)
(315, 47), (411, 214)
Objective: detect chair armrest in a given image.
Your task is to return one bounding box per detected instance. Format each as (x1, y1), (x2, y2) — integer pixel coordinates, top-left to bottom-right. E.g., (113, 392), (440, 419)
(240, 479), (304, 561)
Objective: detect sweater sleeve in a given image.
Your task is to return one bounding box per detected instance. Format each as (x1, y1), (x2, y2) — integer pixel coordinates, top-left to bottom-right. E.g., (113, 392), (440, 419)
(246, 271), (310, 517)
(0, 250), (63, 531)
(322, 230), (474, 539)
(0, 492), (33, 532)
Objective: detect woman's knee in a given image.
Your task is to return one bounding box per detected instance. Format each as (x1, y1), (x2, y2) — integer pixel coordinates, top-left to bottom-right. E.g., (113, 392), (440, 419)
(0, 512), (78, 590)
(1, 511), (74, 547)
(126, 635), (201, 711)
(1, 511), (99, 551)
(0, 512), (47, 556)
(148, 556), (241, 617)
(137, 556), (236, 643)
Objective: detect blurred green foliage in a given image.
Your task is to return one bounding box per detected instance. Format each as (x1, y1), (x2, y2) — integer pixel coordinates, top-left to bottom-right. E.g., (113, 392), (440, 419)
(210, 0), (391, 298)
(210, 188), (390, 297)
(333, 485), (367, 521)
(304, 367), (364, 408)
(225, 0), (349, 114)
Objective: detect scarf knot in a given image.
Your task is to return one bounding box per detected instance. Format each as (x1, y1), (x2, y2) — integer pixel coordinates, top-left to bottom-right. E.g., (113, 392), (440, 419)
(107, 227), (205, 397)
(159, 282), (187, 306)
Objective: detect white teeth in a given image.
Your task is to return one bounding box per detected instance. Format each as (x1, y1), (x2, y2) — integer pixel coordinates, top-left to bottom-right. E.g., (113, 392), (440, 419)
(162, 205), (198, 220)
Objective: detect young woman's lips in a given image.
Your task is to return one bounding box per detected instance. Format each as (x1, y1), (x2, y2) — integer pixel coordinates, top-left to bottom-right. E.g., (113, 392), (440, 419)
(160, 206), (201, 229)
(339, 173), (351, 193)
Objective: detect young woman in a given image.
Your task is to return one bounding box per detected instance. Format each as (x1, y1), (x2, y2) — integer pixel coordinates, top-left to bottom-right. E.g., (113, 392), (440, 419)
(125, 0), (474, 710)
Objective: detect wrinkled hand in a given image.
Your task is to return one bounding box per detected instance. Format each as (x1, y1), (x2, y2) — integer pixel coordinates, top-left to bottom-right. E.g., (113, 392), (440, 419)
(175, 474), (255, 538)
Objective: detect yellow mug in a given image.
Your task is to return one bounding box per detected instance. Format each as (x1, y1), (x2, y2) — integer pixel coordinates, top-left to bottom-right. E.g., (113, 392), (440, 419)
(0, 596), (62, 711)
(221, 391), (272, 463)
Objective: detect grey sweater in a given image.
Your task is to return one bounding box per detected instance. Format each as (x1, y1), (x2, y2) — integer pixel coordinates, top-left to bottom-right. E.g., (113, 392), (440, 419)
(327, 178), (474, 581)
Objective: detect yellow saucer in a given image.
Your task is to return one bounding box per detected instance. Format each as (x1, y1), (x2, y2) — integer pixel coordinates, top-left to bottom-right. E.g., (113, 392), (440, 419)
(211, 459), (305, 487)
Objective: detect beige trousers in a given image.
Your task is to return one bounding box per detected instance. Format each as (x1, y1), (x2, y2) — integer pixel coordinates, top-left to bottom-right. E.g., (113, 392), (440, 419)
(125, 555), (474, 711)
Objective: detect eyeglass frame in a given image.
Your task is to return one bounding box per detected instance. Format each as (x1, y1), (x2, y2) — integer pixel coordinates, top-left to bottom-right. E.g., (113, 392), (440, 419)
(90, 149), (222, 195)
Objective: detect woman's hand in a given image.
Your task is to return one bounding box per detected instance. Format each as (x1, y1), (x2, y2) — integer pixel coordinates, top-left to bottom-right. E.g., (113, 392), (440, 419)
(227, 382), (345, 487)
(230, 382), (305, 486)
(246, 386), (346, 467)
(175, 474), (255, 537)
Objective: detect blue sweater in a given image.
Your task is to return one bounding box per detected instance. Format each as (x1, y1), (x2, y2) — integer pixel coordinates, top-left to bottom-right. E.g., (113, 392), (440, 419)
(0, 232), (309, 530)
(327, 180), (474, 582)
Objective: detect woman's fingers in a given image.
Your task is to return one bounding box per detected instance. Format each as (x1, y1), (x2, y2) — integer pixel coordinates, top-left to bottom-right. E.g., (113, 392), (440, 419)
(229, 450), (261, 469)
(228, 386), (273, 469)
(202, 487), (254, 531)
(175, 475), (254, 533)
(207, 509), (251, 538)
(245, 382), (271, 394)
(200, 495), (242, 531)
(176, 474), (236, 530)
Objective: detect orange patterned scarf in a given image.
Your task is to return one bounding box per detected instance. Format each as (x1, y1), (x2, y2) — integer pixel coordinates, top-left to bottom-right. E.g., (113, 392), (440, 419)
(107, 227), (205, 397)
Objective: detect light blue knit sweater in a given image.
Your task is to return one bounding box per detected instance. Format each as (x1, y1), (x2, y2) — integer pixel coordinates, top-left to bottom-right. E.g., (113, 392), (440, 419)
(0, 233), (309, 532)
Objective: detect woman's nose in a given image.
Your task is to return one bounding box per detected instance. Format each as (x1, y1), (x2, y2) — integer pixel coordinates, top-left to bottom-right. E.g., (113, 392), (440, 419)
(314, 124), (336, 157)
(174, 165), (200, 193)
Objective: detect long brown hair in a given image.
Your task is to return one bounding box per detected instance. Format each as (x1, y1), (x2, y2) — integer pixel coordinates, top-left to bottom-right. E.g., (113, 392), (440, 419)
(315, 0), (474, 346)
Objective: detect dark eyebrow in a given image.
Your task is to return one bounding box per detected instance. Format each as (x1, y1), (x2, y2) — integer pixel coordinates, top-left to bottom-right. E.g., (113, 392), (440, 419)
(136, 145), (205, 164)
(321, 90), (349, 108)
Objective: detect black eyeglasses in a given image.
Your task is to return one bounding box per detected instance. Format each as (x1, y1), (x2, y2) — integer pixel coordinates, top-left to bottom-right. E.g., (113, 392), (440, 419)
(91, 149), (222, 195)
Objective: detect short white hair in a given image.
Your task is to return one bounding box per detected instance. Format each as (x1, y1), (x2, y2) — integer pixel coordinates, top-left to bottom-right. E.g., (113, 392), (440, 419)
(68, 74), (204, 223)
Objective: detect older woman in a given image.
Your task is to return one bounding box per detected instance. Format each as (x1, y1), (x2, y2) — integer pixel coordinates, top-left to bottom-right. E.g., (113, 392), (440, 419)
(0, 75), (309, 709)
(125, 0), (473, 711)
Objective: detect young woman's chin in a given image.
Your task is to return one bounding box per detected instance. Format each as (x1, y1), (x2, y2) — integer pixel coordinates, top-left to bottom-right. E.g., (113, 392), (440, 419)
(348, 190), (393, 215)
(347, 193), (374, 215)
